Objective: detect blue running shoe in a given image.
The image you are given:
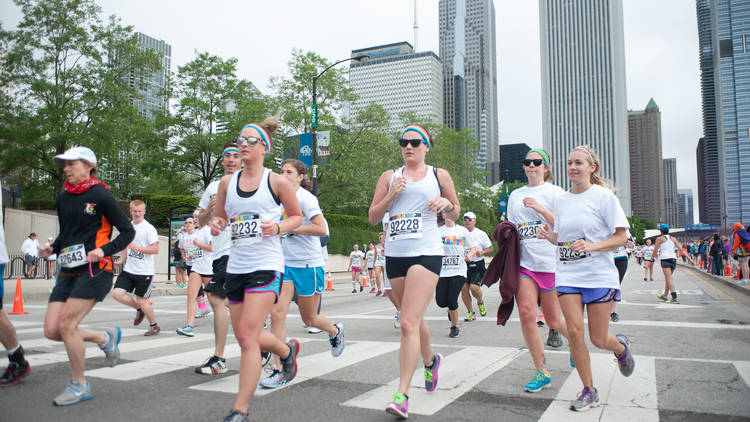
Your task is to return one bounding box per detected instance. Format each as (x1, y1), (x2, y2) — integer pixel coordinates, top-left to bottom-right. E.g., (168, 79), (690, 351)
(524, 370), (551, 393)
(53, 380), (93, 406)
(259, 369), (286, 389)
(330, 322), (345, 357)
(100, 327), (121, 367)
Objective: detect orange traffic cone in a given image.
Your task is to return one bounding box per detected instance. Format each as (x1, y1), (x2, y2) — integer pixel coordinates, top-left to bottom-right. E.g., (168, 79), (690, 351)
(8, 277), (29, 315)
(361, 272), (369, 288)
(325, 271), (335, 291)
(736, 266), (742, 280)
(726, 262), (733, 276)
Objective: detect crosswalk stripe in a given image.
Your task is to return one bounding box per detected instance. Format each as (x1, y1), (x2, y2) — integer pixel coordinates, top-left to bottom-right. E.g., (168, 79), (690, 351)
(189, 340), (401, 395)
(5, 320), (41, 328)
(734, 361), (750, 389)
(340, 346), (524, 415)
(21, 327), (150, 350)
(539, 354), (658, 421)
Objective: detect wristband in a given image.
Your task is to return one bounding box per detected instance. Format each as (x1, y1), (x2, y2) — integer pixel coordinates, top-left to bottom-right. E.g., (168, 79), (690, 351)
(276, 223), (282, 235)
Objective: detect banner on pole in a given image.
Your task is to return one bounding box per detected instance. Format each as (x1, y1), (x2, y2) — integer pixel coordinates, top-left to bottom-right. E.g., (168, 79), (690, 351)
(300, 133), (313, 167)
(317, 130), (331, 167)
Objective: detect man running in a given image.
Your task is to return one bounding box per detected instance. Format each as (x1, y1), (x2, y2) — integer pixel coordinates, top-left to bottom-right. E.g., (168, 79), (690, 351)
(462, 212), (492, 321)
(112, 200), (160, 336)
(194, 142), (241, 374)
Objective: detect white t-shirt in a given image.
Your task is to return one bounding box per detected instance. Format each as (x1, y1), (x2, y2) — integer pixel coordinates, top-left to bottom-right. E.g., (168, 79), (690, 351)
(0, 195), (8, 266)
(281, 187), (325, 268)
(439, 224), (473, 278)
(642, 245), (654, 260)
(22, 238), (39, 257)
(507, 183), (564, 273)
(123, 219), (159, 276)
(553, 184), (630, 289)
(349, 250), (364, 268)
(467, 227), (492, 262)
(45, 242), (57, 261)
(189, 226), (213, 275)
(199, 180), (231, 259)
(179, 231), (198, 266)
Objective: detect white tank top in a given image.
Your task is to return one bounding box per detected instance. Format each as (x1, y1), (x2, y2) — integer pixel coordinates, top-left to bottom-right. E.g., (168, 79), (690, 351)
(385, 165), (443, 257)
(659, 235), (677, 260)
(224, 168), (284, 274)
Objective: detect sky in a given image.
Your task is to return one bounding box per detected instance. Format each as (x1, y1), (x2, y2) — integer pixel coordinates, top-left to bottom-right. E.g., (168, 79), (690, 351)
(0, 0), (702, 219)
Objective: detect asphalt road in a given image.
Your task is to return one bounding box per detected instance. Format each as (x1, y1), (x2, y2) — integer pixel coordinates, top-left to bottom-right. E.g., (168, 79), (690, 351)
(1, 257), (749, 421)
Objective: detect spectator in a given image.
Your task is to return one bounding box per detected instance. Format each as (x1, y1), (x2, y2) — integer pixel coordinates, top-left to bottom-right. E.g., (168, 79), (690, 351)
(722, 236), (731, 274)
(21, 233), (39, 278)
(44, 236), (57, 280)
(709, 233), (723, 275)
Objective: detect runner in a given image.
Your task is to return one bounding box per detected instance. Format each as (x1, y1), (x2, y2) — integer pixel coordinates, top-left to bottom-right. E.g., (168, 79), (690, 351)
(193, 141), (241, 374)
(176, 214), (213, 337)
(348, 244), (365, 293)
(0, 192), (31, 386)
(111, 200), (161, 336)
(369, 124), (460, 419)
(210, 117), (302, 422)
(38, 146), (135, 405)
(436, 212), (475, 338)
(642, 239), (655, 281)
(507, 148), (569, 393)
(462, 211), (492, 321)
(374, 232), (386, 296)
(653, 224), (692, 304)
(381, 215), (402, 329)
(634, 244), (643, 266)
(610, 233), (633, 322)
(260, 158), (345, 389)
(365, 242), (377, 293)
(537, 145), (634, 412)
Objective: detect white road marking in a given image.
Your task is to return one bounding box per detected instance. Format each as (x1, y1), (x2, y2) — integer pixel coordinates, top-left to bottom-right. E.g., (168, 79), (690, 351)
(734, 361), (750, 389)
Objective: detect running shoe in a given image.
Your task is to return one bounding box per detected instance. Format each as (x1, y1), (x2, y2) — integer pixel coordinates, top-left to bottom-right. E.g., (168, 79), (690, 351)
(307, 326), (322, 334)
(134, 309), (144, 326)
(176, 325), (195, 337)
(449, 326), (460, 338)
(196, 355), (228, 375)
(195, 308), (211, 318)
(260, 369), (286, 389)
(546, 329), (563, 348)
(385, 392), (408, 419)
(537, 313), (545, 326)
(360, 285), (364, 292)
(280, 339), (300, 383)
(100, 327), (121, 367)
(464, 311), (476, 322)
(369, 287), (377, 293)
(0, 359), (30, 387)
(394, 311), (401, 329)
(478, 302), (487, 317)
(144, 325), (161, 336)
(570, 386), (599, 412)
(656, 293), (668, 301)
(223, 409), (250, 422)
(53, 380), (93, 406)
(352, 288), (357, 293)
(610, 312), (620, 322)
(615, 334), (635, 377)
(666, 296), (680, 304)
(524, 370), (551, 393)
(643, 277), (647, 281)
(424, 353), (442, 392)
(376, 291), (383, 296)
(650, 278), (653, 281)
(330, 322), (345, 357)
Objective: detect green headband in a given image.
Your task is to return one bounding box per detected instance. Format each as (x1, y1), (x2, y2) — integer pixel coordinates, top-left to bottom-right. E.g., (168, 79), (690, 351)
(528, 148), (550, 164)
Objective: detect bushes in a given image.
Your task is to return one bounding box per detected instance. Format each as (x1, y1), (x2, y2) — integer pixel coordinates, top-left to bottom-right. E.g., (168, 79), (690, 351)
(326, 213), (380, 255)
(21, 199), (56, 210)
(132, 194), (199, 229)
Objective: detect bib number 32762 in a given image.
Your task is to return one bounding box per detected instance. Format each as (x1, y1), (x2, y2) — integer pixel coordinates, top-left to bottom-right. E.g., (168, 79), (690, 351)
(389, 213), (423, 241)
(231, 214), (261, 245)
(59, 244), (86, 268)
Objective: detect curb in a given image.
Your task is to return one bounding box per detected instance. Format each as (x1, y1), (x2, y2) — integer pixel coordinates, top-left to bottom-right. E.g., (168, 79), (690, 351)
(678, 263), (750, 298)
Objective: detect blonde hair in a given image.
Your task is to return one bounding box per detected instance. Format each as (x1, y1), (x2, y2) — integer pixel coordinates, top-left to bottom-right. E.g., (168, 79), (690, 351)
(573, 145), (612, 188)
(130, 199), (146, 209)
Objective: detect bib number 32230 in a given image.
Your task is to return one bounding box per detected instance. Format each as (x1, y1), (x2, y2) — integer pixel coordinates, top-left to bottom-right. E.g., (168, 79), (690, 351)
(231, 214), (261, 245)
(389, 213), (423, 241)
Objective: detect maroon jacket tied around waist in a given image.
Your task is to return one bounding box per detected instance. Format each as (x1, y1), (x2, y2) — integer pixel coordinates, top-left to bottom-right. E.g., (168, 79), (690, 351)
(481, 221), (520, 325)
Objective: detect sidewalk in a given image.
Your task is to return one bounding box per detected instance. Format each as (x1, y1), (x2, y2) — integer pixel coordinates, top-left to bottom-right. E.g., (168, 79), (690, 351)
(677, 262), (750, 297)
(2, 271), (359, 305)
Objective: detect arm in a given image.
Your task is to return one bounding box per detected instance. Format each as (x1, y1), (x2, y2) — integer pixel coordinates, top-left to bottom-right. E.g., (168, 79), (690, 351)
(127, 241), (159, 255)
(210, 175), (231, 236)
(537, 223), (558, 245)
(427, 168), (461, 221)
(571, 227), (628, 254)
(369, 170), (400, 226)
(522, 197), (555, 228)
(193, 238), (212, 252)
(476, 233), (494, 257)
(653, 237), (664, 260)
(269, 173), (302, 236)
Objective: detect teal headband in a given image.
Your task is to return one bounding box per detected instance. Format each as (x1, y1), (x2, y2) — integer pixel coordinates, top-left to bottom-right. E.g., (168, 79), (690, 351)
(241, 124), (271, 157)
(528, 148), (550, 164)
(400, 125), (431, 149)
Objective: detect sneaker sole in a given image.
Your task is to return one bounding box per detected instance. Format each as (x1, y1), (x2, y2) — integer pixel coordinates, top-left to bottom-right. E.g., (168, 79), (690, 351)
(570, 401), (600, 412)
(331, 323), (345, 357)
(0, 365), (30, 387)
(54, 393), (93, 406)
(524, 383), (550, 393)
(285, 339), (300, 381)
(385, 404), (408, 419)
(176, 329), (195, 337)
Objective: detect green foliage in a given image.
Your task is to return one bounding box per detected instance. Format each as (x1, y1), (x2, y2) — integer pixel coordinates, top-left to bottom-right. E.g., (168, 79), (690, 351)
(628, 217), (656, 243)
(133, 194), (199, 229)
(326, 214), (380, 255)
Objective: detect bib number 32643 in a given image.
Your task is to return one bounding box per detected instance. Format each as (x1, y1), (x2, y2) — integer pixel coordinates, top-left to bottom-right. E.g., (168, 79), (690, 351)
(389, 213), (422, 241)
(231, 214), (261, 245)
(59, 244), (86, 268)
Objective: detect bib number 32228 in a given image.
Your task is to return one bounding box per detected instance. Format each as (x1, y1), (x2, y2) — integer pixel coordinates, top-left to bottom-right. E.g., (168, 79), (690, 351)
(389, 213), (422, 241)
(231, 214), (261, 245)
(557, 239), (591, 264)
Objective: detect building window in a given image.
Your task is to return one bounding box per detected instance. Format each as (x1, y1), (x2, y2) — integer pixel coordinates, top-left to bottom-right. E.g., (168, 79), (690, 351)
(720, 38), (733, 57)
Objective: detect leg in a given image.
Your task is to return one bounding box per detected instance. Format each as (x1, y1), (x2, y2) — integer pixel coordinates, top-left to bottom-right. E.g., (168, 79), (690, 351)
(516, 277), (546, 370)
(208, 293), (228, 357)
(0, 311), (19, 350)
(460, 283), (473, 313)
(136, 296), (157, 326)
(586, 302), (626, 355)
(540, 289), (568, 339)
(269, 282), (294, 370)
(186, 272), (202, 326)
(298, 294), (336, 336)
(559, 294), (593, 389)
(469, 283), (484, 304)
(111, 288), (139, 310)
(375, 267), (383, 291)
(57, 298), (108, 384)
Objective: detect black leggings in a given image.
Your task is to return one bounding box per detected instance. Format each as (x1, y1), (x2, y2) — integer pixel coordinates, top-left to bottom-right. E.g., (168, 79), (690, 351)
(614, 256), (628, 284)
(435, 275), (465, 311)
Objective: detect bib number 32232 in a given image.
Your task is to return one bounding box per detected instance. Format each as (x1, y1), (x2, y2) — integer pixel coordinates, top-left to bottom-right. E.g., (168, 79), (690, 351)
(389, 213), (423, 241)
(231, 214), (261, 246)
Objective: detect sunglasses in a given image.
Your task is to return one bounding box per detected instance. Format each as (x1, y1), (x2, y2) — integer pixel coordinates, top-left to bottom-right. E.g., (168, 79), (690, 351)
(463, 217), (474, 221)
(399, 138), (424, 148)
(235, 136), (263, 146)
(185, 221), (194, 224)
(523, 158), (545, 167)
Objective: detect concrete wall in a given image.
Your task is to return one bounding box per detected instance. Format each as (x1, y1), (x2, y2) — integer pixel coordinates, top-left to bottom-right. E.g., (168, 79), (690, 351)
(4, 208), (60, 254)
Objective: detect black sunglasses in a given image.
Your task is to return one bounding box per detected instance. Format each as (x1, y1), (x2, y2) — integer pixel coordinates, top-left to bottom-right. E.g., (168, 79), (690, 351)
(523, 158), (545, 167)
(235, 136), (263, 146)
(399, 138), (423, 148)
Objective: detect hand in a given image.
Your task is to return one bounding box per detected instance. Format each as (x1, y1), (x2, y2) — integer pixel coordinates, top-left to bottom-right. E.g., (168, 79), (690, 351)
(537, 224), (550, 240)
(427, 197), (453, 213)
(210, 216), (227, 236)
(261, 220), (277, 237)
(522, 197), (543, 212)
(128, 242), (138, 252)
(388, 176), (406, 199)
(571, 239), (592, 254)
(87, 248), (105, 263)
(38, 245), (52, 258)
(208, 194), (216, 214)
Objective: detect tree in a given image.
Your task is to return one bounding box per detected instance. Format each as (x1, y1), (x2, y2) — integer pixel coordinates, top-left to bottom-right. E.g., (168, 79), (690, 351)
(0, 0), (161, 198)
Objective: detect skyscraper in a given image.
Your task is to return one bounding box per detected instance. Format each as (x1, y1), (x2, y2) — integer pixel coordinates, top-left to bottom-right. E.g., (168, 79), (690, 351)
(696, 0), (750, 226)
(349, 42), (443, 133)
(678, 189), (695, 227)
(628, 98), (664, 224)
(499, 143), (531, 184)
(663, 158), (679, 227)
(120, 32), (171, 120)
(439, 0), (499, 184)
(539, 0), (631, 214)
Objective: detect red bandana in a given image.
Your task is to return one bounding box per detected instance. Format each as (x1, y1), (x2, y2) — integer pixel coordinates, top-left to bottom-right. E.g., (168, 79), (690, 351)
(64, 178), (110, 194)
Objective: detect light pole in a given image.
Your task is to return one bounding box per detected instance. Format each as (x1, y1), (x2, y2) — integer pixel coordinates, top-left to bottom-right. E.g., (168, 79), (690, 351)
(311, 54), (369, 195)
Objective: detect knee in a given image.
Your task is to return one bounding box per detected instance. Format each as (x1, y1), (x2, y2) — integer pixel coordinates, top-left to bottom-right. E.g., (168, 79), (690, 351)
(590, 333), (609, 349)
(301, 313), (316, 327)
(235, 330), (258, 351)
(517, 301), (537, 321)
(44, 323), (61, 341)
(566, 323), (585, 342)
(270, 306), (287, 322)
(57, 316), (76, 338)
(399, 316), (420, 337)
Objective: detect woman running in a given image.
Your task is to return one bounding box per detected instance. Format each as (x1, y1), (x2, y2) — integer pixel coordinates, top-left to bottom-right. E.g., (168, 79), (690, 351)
(176, 215), (213, 337)
(642, 239), (654, 281)
(374, 232), (386, 296)
(537, 145), (634, 412)
(38, 146), (135, 406)
(211, 118), (303, 422)
(348, 244), (365, 293)
(436, 212), (475, 338)
(653, 224), (692, 304)
(507, 148), (569, 393)
(369, 124), (460, 419)
(260, 158), (345, 389)
(365, 242), (377, 293)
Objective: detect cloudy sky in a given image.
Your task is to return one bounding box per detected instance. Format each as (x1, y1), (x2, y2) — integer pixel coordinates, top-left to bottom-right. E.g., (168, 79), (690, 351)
(1, 0), (701, 215)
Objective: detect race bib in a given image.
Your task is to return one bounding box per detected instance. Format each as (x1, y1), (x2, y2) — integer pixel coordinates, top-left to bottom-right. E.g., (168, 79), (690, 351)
(128, 249), (145, 260)
(517, 221), (543, 241)
(230, 214), (261, 245)
(59, 244), (86, 268)
(389, 213), (422, 241)
(442, 255), (462, 268)
(185, 246), (202, 261)
(557, 239), (591, 264)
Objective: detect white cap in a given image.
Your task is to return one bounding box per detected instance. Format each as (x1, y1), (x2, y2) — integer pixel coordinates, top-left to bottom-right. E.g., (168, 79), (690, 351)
(54, 146), (97, 166)
(463, 211), (476, 220)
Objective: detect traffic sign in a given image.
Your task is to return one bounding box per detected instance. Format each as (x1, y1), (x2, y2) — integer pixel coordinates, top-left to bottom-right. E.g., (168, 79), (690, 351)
(311, 104), (318, 129)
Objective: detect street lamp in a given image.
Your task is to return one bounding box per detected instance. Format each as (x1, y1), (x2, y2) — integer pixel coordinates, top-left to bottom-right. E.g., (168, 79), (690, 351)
(311, 53), (369, 195)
